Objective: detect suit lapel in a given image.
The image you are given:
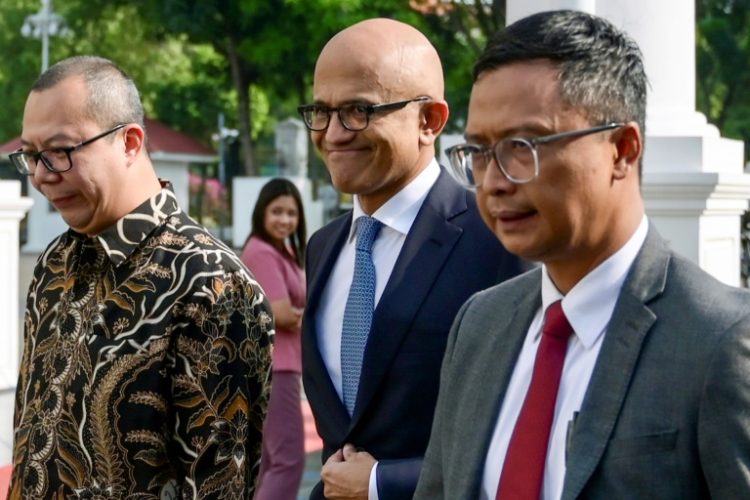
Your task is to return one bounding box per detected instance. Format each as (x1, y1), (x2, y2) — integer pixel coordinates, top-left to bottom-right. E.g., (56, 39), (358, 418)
(461, 275), (542, 497)
(562, 228), (671, 499)
(306, 214), (352, 316)
(304, 214), (353, 431)
(349, 171), (464, 427)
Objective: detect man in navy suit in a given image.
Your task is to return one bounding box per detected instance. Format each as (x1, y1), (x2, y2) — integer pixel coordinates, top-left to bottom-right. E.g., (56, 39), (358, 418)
(299, 17), (524, 500)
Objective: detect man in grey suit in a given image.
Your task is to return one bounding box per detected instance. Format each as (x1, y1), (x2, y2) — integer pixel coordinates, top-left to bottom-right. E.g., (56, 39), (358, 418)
(415, 9), (750, 500)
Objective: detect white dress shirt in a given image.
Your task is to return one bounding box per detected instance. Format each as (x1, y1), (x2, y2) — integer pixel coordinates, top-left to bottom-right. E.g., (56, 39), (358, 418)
(315, 159), (441, 499)
(480, 216), (649, 500)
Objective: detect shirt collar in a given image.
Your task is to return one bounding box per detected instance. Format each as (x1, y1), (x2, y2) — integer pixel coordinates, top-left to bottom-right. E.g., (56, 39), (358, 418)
(93, 184), (181, 267)
(349, 158), (440, 241)
(540, 215), (649, 348)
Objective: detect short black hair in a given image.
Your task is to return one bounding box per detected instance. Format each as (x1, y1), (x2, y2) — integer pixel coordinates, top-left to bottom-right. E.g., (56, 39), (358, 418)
(33, 55), (145, 132)
(475, 10), (647, 170)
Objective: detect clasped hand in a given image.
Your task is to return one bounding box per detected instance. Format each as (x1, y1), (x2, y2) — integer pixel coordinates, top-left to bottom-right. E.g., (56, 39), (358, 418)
(321, 443), (376, 500)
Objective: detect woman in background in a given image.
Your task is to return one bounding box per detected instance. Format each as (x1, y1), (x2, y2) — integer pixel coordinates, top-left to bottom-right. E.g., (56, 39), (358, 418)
(241, 178), (307, 499)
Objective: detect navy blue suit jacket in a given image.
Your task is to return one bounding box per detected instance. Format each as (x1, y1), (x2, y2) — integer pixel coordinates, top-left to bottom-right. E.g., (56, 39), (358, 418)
(302, 169), (524, 499)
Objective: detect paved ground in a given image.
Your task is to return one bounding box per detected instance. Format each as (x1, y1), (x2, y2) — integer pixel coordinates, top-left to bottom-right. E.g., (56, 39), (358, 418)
(299, 448), (323, 499)
(300, 398), (323, 498)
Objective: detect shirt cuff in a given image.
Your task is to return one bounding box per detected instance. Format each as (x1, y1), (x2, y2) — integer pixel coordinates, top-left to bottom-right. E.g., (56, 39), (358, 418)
(368, 460), (379, 500)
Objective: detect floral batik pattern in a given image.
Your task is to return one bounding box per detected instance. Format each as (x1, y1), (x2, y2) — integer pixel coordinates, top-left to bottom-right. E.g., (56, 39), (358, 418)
(10, 187), (273, 499)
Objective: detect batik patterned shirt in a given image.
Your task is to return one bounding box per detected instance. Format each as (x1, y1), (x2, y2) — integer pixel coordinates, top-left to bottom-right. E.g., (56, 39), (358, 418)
(10, 187), (273, 499)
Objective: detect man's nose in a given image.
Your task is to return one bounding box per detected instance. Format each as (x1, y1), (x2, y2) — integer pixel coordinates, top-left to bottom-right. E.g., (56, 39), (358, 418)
(481, 156), (517, 194)
(32, 160), (61, 187)
(324, 112), (356, 142)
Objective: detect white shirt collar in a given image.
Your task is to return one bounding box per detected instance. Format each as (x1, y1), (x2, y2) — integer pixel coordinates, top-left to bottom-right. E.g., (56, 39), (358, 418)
(349, 158), (441, 241)
(540, 215), (649, 348)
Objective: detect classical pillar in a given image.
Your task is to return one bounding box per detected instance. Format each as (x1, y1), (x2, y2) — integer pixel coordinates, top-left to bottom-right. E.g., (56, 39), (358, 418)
(23, 181), (67, 253)
(0, 180), (33, 390)
(599, 0), (750, 286)
(504, 0), (750, 285)
(507, 0), (595, 24)
(275, 118), (309, 178)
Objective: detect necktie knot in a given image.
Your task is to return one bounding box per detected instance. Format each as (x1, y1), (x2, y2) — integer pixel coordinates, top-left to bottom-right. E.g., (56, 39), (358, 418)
(355, 216), (382, 252)
(542, 300), (573, 341)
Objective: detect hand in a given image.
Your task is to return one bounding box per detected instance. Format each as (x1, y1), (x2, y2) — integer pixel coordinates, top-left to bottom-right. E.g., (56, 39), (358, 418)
(321, 443), (376, 500)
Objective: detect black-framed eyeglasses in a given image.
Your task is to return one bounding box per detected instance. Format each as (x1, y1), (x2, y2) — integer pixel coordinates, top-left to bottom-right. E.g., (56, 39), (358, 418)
(446, 123), (624, 187)
(9, 123), (127, 176)
(297, 96), (431, 132)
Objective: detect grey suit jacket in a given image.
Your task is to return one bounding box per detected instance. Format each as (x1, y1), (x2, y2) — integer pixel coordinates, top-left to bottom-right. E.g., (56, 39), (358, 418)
(415, 227), (750, 499)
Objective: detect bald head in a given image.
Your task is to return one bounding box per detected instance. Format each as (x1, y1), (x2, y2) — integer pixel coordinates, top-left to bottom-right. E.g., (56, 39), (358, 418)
(315, 18), (444, 100)
(309, 18), (449, 214)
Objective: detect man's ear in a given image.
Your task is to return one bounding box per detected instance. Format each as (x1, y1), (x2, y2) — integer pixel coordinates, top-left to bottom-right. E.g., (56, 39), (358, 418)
(612, 122), (642, 181)
(419, 100), (449, 147)
(122, 124), (145, 164)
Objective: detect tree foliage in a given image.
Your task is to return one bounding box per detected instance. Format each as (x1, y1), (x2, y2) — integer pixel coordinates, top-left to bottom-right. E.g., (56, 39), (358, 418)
(0, 0), (56, 141)
(696, 0), (750, 159)
(1, 0), (748, 172)
(0, 0), (230, 151)
(410, 1), (505, 132)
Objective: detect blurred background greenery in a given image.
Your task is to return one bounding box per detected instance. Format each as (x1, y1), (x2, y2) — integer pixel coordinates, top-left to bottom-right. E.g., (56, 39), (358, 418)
(1, 0), (748, 181)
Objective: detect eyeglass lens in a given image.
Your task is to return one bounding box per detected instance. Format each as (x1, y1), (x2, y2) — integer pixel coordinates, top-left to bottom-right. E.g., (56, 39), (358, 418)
(13, 149), (71, 175)
(453, 139), (536, 186)
(304, 104), (370, 131)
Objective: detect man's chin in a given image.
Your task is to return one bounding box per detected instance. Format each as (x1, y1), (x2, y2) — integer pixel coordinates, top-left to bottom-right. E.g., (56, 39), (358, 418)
(494, 233), (540, 261)
(329, 176), (364, 197)
(66, 218), (100, 237)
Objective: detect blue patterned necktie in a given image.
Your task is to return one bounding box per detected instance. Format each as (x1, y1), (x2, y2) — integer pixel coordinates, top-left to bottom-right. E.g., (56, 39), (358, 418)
(341, 216), (383, 415)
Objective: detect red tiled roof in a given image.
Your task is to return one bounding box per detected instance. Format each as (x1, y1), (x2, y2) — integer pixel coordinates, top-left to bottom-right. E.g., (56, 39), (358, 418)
(0, 118), (215, 156)
(143, 118), (214, 156)
(0, 137), (20, 153)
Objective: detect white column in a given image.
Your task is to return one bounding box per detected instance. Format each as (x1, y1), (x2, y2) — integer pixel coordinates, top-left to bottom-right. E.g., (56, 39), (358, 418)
(597, 1), (704, 135)
(23, 180), (67, 253)
(507, 0), (595, 24)
(599, 0), (750, 286)
(504, 0), (750, 286)
(0, 181), (33, 390)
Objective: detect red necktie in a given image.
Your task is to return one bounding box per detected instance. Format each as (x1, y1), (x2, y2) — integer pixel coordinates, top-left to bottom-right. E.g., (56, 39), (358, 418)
(496, 300), (573, 500)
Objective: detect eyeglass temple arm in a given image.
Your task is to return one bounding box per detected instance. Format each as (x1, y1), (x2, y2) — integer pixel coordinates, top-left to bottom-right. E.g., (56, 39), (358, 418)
(532, 123), (624, 145)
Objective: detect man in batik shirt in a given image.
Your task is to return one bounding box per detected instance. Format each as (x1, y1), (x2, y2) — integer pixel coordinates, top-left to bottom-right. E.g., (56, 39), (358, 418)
(8, 55), (272, 499)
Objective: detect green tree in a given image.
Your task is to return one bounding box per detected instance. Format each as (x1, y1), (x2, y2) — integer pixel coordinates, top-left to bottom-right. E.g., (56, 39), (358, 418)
(0, 0), (230, 150)
(410, 1), (505, 132)
(141, 1), (279, 175)
(0, 0), (56, 143)
(62, 1), (233, 145)
(134, 0), (427, 175)
(696, 0), (750, 160)
(261, 0), (426, 180)
(1, 0), (491, 171)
